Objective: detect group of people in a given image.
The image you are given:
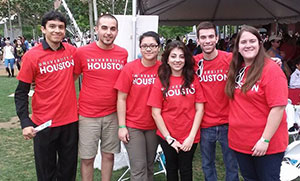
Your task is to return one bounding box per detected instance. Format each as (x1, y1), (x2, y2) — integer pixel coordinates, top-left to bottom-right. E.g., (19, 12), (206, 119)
(15, 10), (288, 181)
(1, 36), (29, 77)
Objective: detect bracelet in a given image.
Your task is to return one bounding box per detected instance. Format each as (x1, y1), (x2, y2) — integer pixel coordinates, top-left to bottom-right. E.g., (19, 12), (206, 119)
(165, 135), (173, 140)
(169, 139), (175, 145)
(260, 137), (270, 143)
(119, 125), (126, 128)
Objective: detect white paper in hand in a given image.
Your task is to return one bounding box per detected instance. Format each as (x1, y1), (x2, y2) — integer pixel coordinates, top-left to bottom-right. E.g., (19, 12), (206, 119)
(34, 120), (52, 132)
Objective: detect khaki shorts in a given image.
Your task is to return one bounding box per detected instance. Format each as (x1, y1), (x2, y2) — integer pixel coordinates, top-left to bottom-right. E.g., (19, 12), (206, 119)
(78, 113), (120, 159)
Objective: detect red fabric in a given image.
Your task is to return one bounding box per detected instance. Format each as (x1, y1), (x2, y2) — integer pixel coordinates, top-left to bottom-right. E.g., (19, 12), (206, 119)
(17, 43), (78, 127)
(74, 42), (128, 117)
(228, 59), (288, 154)
(147, 76), (206, 143)
(114, 59), (160, 130)
(194, 51), (232, 128)
(288, 88), (300, 105)
(280, 43), (297, 61)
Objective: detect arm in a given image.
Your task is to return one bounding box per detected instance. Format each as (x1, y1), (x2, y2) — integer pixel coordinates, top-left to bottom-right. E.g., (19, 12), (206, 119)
(73, 73), (80, 81)
(117, 91), (130, 143)
(289, 73), (296, 88)
(251, 106), (285, 156)
(181, 103), (204, 152)
(152, 107), (182, 152)
(15, 80), (36, 140)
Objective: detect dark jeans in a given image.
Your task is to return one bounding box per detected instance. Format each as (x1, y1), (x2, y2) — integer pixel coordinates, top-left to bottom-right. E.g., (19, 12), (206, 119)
(33, 121), (78, 181)
(200, 125), (239, 181)
(159, 136), (197, 181)
(234, 151), (284, 181)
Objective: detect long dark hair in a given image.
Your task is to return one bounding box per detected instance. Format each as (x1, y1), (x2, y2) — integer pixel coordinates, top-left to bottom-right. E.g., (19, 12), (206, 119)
(158, 40), (195, 97)
(225, 25), (267, 98)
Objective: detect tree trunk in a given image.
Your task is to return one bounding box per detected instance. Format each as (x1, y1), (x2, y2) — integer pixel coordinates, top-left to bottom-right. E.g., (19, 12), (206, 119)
(17, 11), (23, 36)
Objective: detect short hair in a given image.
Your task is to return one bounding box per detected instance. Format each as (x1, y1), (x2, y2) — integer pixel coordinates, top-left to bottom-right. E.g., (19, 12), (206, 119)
(139, 31), (160, 46)
(96, 14), (118, 28)
(41, 10), (67, 28)
(196, 21), (217, 38)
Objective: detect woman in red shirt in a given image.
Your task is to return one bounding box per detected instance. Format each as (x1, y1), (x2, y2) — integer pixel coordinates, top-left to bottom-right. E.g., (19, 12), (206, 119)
(114, 31), (161, 181)
(148, 40), (206, 181)
(225, 25), (288, 181)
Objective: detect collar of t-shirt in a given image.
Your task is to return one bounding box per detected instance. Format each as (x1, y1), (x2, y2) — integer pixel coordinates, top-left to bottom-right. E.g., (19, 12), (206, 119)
(42, 39), (65, 51)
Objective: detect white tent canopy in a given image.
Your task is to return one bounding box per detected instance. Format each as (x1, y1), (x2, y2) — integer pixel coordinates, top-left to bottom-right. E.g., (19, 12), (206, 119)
(137, 0), (300, 26)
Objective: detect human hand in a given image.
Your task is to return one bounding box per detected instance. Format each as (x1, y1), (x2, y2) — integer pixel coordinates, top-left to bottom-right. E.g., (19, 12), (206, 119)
(118, 127), (129, 144)
(270, 57), (282, 67)
(22, 126), (37, 140)
(167, 138), (182, 153)
(180, 136), (194, 152)
(251, 139), (269, 156)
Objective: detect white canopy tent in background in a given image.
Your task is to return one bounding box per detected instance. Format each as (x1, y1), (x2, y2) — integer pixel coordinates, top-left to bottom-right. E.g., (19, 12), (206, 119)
(137, 0), (300, 26)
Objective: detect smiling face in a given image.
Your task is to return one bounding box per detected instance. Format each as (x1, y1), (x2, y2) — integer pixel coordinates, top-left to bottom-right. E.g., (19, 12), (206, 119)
(168, 47), (185, 76)
(238, 31), (260, 65)
(96, 17), (118, 49)
(197, 28), (218, 55)
(140, 36), (159, 62)
(41, 20), (65, 45)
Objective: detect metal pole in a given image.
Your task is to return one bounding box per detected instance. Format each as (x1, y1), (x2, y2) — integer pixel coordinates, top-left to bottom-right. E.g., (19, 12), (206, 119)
(93, 0), (98, 25)
(124, 0), (129, 15)
(112, 0), (115, 14)
(132, 0), (137, 59)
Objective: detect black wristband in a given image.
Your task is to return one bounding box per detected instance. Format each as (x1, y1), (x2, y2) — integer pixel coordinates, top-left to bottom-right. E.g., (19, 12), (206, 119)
(169, 139), (175, 145)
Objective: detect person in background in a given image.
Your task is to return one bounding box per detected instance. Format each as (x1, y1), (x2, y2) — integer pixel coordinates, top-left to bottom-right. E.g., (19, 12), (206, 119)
(225, 25), (288, 181)
(148, 40), (206, 181)
(2, 39), (15, 77)
(114, 31), (160, 181)
(289, 57), (300, 88)
(14, 38), (26, 70)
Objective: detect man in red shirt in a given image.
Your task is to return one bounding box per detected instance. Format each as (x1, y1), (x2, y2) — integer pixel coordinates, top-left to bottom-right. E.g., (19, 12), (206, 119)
(74, 14), (128, 181)
(15, 11), (78, 181)
(194, 21), (239, 181)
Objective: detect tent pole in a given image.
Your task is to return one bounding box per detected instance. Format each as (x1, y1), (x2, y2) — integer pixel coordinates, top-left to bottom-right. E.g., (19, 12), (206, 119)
(132, 0), (137, 59)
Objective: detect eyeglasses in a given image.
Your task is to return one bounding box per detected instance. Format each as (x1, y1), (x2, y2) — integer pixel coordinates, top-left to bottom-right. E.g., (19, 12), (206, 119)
(140, 44), (159, 50)
(196, 59), (204, 77)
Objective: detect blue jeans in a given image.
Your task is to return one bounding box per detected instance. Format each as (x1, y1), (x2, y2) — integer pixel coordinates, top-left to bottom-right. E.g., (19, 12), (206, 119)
(234, 151), (284, 181)
(200, 124), (239, 181)
(4, 58), (15, 69)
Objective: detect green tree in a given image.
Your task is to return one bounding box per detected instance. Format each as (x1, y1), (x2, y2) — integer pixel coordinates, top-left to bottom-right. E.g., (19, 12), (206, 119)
(159, 25), (193, 40)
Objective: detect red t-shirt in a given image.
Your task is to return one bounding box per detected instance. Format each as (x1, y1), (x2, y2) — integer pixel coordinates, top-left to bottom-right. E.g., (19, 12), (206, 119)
(228, 59), (288, 154)
(74, 42), (128, 117)
(194, 50), (232, 128)
(17, 43), (78, 127)
(114, 59), (160, 130)
(147, 76), (206, 143)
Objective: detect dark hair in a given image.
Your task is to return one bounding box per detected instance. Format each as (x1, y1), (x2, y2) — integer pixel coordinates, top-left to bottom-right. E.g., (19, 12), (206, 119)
(294, 56), (300, 66)
(225, 25), (266, 98)
(41, 10), (67, 28)
(158, 40), (195, 98)
(139, 31), (160, 46)
(96, 14), (118, 28)
(196, 21), (217, 38)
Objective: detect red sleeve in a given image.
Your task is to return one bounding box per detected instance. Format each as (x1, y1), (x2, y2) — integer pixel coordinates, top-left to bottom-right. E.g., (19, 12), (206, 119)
(114, 64), (132, 93)
(263, 61), (288, 107)
(17, 53), (36, 83)
(194, 78), (207, 103)
(73, 49), (82, 75)
(147, 79), (163, 108)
